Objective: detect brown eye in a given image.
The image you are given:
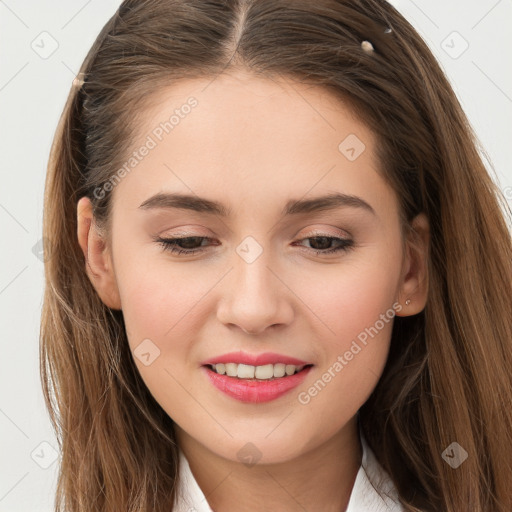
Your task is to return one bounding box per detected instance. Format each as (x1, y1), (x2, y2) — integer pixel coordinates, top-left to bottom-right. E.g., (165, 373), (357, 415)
(293, 235), (354, 255)
(155, 236), (213, 255)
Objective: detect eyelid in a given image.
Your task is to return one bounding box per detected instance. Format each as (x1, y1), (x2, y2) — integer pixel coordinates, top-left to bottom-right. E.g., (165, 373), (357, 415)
(303, 227), (348, 236)
(158, 227), (212, 238)
(298, 225), (352, 239)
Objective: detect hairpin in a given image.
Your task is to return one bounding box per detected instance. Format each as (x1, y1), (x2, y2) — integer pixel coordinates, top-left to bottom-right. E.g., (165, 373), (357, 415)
(72, 72), (85, 88)
(361, 25), (393, 54)
(361, 40), (374, 53)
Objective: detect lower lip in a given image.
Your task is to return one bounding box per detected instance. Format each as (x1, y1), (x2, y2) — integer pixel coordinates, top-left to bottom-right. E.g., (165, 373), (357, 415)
(202, 365), (313, 403)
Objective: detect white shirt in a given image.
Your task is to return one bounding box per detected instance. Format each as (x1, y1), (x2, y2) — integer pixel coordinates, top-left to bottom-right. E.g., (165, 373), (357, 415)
(173, 428), (405, 512)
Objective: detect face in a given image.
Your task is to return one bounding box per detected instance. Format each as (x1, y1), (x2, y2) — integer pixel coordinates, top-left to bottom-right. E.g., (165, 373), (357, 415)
(78, 70), (428, 464)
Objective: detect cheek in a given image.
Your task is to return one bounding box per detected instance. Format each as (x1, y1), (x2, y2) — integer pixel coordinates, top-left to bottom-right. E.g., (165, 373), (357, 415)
(294, 246), (402, 350)
(113, 239), (211, 344)
(114, 253), (212, 421)
(114, 248), (226, 408)
(288, 249), (401, 425)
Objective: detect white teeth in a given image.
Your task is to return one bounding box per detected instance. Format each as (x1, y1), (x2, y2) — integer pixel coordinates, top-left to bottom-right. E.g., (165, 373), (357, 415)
(225, 363), (238, 377)
(255, 364), (273, 379)
(273, 363), (286, 378)
(211, 363), (307, 380)
(237, 364), (255, 379)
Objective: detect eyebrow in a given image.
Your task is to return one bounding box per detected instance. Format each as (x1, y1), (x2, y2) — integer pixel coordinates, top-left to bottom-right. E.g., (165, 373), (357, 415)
(138, 192), (376, 217)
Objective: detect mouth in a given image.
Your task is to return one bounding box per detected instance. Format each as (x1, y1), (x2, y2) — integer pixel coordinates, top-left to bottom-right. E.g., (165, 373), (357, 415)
(204, 362), (314, 381)
(201, 363), (314, 403)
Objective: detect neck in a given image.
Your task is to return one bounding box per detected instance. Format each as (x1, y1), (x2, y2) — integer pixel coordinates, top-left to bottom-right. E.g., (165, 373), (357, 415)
(175, 416), (362, 512)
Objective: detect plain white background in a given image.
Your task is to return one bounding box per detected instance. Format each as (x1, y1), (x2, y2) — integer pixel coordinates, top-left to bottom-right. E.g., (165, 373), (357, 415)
(1, 1), (511, 510)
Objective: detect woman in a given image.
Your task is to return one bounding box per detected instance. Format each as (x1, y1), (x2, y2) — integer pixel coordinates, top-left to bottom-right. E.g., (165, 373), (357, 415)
(40, 1), (512, 511)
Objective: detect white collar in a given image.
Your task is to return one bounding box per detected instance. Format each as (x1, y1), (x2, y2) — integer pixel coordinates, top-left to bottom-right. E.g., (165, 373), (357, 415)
(174, 428), (404, 512)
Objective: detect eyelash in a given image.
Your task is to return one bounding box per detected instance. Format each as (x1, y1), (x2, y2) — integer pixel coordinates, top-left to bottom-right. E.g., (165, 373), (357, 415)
(154, 234), (355, 256)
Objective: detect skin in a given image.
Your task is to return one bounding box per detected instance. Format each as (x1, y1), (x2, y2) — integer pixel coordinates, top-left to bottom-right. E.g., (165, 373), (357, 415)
(77, 69), (429, 512)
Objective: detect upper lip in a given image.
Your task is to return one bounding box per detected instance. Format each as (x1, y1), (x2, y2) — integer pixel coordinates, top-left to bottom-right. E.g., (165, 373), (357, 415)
(201, 351), (312, 367)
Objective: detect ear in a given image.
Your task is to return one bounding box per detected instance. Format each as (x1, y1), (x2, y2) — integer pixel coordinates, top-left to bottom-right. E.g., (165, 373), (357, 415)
(77, 196), (122, 310)
(395, 212), (430, 317)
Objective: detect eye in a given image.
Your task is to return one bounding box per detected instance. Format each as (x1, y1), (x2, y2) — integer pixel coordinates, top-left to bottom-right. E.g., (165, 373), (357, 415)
(154, 234), (354, 256)
(155, 236), (214, 255)
(292, 235), (355, 255)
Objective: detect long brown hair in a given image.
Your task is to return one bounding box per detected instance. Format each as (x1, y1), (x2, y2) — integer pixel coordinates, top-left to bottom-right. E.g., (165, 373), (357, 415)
(40, 1), (512, 510)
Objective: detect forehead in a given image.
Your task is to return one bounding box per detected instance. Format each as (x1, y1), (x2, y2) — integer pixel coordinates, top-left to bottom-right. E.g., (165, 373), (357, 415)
(139, 70), (369, 143)
(131, 69), (375, 161)
(111, 70), (397, 223)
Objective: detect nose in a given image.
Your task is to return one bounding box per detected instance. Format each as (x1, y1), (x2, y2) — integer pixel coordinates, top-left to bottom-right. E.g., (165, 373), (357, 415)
(216, 250), (294, 336)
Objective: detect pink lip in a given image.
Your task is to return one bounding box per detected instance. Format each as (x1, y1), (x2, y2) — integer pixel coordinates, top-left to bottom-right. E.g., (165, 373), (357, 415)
(201, 351), (311, 366)
(202, 365), (313, 403)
